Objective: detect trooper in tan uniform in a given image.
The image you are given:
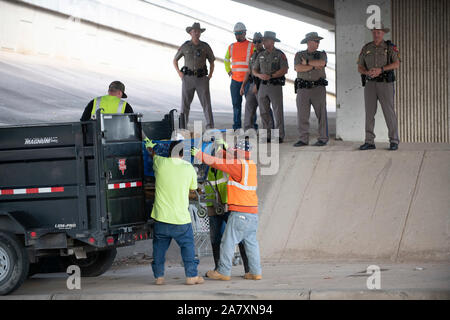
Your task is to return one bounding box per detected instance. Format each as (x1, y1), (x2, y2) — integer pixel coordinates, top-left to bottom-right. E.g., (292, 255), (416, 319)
(293, 32), (329, 147)
(357, 23), (400, 150)
(241, 32), (263, 132)
(174, 22), (215, 129)
(252, 31), (288, 143)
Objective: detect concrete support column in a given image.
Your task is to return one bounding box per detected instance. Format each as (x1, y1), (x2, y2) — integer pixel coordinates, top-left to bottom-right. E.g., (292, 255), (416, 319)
(335, 0), (391, 142)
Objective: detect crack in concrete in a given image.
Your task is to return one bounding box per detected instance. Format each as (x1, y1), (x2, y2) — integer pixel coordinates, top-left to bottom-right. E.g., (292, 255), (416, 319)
(394, 151), (426, 261)
(279, 154), (322, 262)
(370, 158), (392, 219)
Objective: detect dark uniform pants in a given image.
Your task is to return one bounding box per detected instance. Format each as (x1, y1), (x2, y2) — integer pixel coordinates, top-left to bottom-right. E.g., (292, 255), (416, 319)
(364, 81), (399, 144)
(296, 86), (328, 144)
(244, 83), (258, 131)
(181, 75), (214, 129)
(257, 83), (285, 139)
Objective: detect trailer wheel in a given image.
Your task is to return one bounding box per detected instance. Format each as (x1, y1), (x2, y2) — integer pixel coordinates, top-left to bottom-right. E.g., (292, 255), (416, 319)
(0, 232), (29, 295)
(68, 248), (117, 277)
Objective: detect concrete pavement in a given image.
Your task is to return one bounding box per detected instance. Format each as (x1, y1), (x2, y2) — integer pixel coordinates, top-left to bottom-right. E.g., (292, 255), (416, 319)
(2, 261), (449, 300)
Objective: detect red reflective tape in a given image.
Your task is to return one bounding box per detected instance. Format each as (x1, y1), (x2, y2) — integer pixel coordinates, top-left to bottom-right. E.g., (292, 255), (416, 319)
(108, 181), (142, 190)
(0, 186), (65, 196)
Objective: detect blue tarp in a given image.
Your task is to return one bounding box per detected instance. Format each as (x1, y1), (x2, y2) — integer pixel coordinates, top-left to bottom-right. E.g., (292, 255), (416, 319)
(142, 138), (213, 178)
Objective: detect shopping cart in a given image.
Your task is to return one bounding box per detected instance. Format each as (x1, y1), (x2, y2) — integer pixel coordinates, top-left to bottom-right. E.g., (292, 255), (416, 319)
(189, 204), (212, 258)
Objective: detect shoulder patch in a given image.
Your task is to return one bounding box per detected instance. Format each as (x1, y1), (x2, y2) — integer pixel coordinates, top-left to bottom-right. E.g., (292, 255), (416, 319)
(392, 44), (399, 52)
(276, 49), (287, 60)
(386, 40), (399, 52)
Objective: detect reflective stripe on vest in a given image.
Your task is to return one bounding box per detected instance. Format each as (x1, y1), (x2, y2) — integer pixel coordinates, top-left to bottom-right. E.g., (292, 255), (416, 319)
(205, 169), (229, 206)
(230, 41), (254, 82)
(227, 159), (258, 208)
(91, 95), (127, 119)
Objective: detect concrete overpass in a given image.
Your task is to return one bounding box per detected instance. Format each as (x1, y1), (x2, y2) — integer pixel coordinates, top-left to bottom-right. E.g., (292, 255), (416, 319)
(233, 0), (335, 30)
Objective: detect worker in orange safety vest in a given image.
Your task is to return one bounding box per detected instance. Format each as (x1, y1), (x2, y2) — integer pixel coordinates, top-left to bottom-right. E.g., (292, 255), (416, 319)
(224, 22), (255, 130)
(191, 138), (262, 281)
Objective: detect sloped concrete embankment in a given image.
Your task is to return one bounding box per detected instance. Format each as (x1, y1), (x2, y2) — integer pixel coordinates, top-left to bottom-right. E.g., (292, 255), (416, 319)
(257, 144), (450, 263)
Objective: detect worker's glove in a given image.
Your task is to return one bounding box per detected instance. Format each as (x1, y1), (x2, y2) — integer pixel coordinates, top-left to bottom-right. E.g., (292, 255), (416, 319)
(144, 138), (156, 149)
(216, 139), (228, 150)
(191, 147), (200, 156)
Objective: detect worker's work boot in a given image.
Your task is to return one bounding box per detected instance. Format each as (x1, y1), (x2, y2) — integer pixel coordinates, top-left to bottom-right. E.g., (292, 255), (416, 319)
(186, 276), (205, 285)
(155, 277), (165, 285)
(244, 273), (262, 280)
(206, 270), (231, 281)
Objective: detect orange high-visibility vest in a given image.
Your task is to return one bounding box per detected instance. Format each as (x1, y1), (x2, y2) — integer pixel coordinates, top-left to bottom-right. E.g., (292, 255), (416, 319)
(229, 40), (254, 82)
(227, 159), (258, 212)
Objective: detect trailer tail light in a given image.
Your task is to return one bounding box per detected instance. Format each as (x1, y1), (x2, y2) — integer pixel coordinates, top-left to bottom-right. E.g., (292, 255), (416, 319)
(88, 237), (95, 244)
(106, 236), (114, 245)
(30, 232), (37, 238)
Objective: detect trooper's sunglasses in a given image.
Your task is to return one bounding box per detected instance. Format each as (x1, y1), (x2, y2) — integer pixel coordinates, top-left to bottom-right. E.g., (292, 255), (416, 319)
(253, 40), (262, 44)
(234, 31), (245, 35)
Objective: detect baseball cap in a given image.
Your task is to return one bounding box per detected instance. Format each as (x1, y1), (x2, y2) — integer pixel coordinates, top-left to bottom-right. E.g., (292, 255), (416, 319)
(108, 81), (127, 98)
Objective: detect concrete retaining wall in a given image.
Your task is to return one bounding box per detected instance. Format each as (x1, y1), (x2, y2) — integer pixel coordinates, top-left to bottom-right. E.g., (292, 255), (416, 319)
(257, 144), (450, 262)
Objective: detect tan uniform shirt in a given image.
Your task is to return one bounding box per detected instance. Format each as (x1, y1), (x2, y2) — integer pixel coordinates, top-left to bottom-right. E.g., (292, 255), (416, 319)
(294, 50), (327, 81)
(357, 41), (399, 70)
(253, 48), (289, 75)
(248, 50), (262, 77)
(174, 40), (215, 70)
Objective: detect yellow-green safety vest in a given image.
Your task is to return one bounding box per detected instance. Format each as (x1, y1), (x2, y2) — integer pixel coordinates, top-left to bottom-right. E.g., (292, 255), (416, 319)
(205, 168), (228, 207)
(91, 95), (127, 119)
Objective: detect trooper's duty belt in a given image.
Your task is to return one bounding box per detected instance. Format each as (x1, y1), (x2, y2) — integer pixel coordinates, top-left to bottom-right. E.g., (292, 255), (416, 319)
(248, 75), (261, 90)
(361, 70), (395, 87)
(261, 76), (286, 86)
(181, 66), (208, 77)
(294, 78), (328, 93)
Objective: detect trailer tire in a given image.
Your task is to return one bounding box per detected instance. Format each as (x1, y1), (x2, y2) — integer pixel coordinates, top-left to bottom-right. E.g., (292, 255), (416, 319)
(0, 232), (29, 295)
(68, 248), (117, 277)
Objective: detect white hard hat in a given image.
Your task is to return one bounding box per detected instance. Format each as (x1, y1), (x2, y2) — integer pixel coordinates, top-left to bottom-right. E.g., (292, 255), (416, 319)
(233, 22), (246, 32)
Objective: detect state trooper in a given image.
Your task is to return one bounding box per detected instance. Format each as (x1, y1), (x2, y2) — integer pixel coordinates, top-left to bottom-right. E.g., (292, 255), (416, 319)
(357, 23), (400, 151)
(252, 31), (288, 143)
(173, 22), (215, 129)
(293, 32), (329, 147)
(241, 32), (264, 132)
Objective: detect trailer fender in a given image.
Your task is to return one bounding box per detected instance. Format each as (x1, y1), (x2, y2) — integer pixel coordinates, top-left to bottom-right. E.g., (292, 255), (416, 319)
(0, 212), (26, 235)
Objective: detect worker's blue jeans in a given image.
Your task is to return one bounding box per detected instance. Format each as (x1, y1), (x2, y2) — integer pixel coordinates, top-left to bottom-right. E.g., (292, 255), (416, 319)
(152, 221), (199, 278)
(230, 79), (249, 130)
(209, 211), (249, 273)
(217, 211), (261, 276)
